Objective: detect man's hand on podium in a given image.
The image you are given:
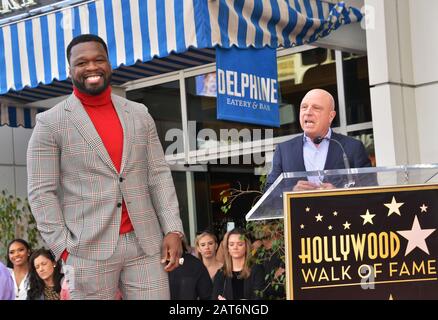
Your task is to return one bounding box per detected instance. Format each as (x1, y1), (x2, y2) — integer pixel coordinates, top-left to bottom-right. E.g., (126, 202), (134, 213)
(293, 180), (335, 191)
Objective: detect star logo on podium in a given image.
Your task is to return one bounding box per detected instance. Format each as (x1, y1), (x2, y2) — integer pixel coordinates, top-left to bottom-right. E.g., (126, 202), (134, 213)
(397, 215), (436, 256)
(384, 196), (404, 216)
(360, 210), (375, 225)
(420, 204), (428, 213)
(343, 221), (351, 230)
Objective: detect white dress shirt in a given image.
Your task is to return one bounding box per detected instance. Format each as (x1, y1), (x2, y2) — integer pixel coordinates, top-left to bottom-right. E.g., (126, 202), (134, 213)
(8, 268), (29, 300)
(303, 129), (332, 185)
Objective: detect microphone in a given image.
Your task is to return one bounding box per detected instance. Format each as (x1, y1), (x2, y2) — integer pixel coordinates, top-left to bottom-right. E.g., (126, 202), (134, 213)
(313, 136), (355, 188)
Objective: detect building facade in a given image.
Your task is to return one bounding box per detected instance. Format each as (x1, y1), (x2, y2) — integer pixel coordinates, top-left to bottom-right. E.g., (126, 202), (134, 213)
(0, 0), (436, 244)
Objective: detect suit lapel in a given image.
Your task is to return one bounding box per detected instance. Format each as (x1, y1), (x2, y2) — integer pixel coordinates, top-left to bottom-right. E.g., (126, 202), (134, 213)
(112, 94), (133, 174)
(297, 135), (306, 171)
(64, 94), (117, 173)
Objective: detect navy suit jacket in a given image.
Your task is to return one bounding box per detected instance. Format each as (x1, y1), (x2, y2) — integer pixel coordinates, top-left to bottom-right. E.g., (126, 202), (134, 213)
(266, 132), (371, 189)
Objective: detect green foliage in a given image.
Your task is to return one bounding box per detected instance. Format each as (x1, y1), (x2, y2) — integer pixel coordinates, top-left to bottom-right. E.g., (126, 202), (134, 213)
(258, 174), (267, 191)
(0, 190), (40, 263)
(247, 219), (286, 299)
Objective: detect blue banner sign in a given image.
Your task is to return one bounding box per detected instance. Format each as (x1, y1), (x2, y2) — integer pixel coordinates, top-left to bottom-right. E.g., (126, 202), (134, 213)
(216, 47), (279, 127)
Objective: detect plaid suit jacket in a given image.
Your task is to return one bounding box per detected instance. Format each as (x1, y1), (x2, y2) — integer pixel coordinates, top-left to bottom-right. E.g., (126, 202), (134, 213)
(27, 93), (183, 261)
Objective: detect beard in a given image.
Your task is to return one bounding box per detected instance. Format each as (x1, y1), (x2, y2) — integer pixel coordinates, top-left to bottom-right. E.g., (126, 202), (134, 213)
(71, 74), (112, 95)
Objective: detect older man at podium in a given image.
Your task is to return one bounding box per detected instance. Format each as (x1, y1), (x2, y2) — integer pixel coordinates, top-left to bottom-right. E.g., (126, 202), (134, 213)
(266, 89), (371, 191)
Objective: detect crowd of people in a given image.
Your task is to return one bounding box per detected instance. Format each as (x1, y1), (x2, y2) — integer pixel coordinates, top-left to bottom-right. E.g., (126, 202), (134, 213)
(1, 228), (285, 300)
(1, 239), (64, 300)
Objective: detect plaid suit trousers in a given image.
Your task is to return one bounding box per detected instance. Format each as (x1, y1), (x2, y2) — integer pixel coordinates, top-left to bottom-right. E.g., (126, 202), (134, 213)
(63, 232), (169, 300)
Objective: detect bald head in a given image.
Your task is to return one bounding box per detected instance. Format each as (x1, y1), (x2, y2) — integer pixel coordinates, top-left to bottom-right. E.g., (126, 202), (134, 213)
(299, 89), (336, 141)
(303, 89), (335, 111)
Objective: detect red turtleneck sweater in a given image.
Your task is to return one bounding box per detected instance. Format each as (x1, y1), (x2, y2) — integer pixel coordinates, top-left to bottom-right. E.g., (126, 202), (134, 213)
(74, 86), (133, 234)
(61, 87), (134, 261)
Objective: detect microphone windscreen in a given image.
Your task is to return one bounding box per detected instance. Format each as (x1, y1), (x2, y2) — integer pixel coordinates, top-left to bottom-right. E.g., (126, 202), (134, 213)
(313, 136), (323, 145)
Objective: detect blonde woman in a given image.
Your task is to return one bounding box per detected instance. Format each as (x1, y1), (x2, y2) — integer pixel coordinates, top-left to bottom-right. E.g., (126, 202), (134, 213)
(196, 231), (223, 280)
(211, 228), (265, 300)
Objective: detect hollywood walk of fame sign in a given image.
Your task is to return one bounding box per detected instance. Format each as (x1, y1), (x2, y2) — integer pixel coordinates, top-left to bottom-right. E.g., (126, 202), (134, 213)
(284, 184), (438, 299)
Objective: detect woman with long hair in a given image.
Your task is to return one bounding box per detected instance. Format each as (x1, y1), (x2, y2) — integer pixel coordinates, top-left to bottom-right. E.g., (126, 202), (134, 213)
(6, 239), (31, 300)
(195, 231), (223, 280)
(27, 249), (64, 300)
(211, 228), (265, 300)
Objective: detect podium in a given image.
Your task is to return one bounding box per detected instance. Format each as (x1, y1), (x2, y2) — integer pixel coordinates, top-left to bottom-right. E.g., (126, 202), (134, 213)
(246, 164), (438, 299)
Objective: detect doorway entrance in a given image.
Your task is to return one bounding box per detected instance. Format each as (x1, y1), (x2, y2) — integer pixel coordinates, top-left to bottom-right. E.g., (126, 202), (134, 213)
(172, 162), (263, 244)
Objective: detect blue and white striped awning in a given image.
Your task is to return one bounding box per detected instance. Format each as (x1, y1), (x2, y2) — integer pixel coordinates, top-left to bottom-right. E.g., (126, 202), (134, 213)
(0, 0), (212, 95)
(208, 0), (362, 48)
(1, 47), (216, 103)
(0, 103), (44, 128)
(0, 0), (362, 97)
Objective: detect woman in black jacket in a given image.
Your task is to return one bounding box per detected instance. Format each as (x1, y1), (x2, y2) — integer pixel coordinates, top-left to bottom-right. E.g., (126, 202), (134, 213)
(212, 228), (265, 300)
(169, 240), (212, 300)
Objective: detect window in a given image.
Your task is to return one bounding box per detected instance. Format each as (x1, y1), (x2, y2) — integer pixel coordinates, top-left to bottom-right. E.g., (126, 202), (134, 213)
(127, 81), (182, 152)
(342, 53), (372, 125)
(348, 128), (375, 167)
(185, 74), (270, 151)
(276, 48), (339, 137)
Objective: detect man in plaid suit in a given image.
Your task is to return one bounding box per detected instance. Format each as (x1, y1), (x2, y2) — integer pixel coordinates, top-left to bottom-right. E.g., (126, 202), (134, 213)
(27, 34), (184, 299)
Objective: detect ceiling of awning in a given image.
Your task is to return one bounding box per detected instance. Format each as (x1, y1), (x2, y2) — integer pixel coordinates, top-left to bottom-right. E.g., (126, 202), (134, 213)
(0, 0), (362, 104)
(1, 47), (215, 103)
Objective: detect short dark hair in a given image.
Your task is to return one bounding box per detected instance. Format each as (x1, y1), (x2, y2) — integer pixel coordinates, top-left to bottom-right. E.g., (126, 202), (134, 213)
(66, 34), (109, 64)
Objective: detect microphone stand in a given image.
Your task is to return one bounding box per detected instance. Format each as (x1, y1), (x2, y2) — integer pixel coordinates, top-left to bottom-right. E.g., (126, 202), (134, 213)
(313, 136), (355, 188)
(340, 150), (356, 188)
